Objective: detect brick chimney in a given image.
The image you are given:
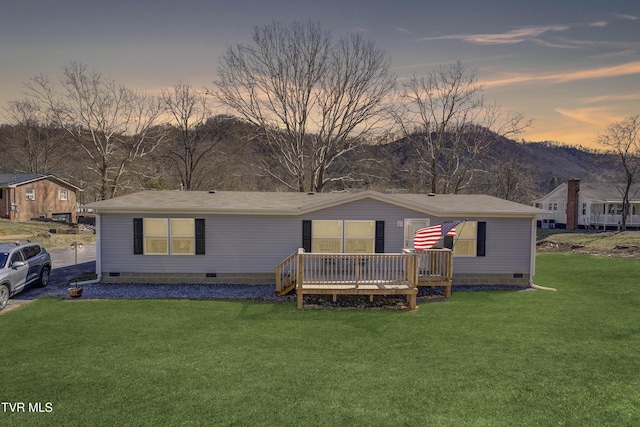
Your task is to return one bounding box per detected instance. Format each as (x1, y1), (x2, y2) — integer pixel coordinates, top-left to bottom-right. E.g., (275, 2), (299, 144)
(566, 179), (580, 230)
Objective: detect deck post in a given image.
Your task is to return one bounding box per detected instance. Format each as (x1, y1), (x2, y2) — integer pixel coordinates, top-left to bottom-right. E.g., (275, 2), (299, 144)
(296, 249), (305, 309)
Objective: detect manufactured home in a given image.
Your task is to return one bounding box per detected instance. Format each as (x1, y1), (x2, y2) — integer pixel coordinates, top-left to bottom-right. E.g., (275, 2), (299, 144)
(85, 190), (545, 289)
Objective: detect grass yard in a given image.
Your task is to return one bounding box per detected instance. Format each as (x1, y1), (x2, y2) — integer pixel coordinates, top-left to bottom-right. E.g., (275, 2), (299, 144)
(0, 218), (95, 249)
(1, 253), (639, 426)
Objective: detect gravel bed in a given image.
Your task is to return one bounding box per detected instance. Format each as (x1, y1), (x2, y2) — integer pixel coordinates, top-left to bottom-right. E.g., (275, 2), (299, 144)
(40, 283), (528, 308)
(46, 283), (295, 302)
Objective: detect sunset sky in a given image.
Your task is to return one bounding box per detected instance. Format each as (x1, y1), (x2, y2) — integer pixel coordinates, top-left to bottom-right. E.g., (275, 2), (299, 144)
(1, 0), (639, 148)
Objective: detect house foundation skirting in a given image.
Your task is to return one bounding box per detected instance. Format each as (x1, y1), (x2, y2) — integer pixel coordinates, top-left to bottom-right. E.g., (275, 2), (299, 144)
(101, 272), (531, 287)
(101, 272), (276, 285)
(453, 273), (530, 287)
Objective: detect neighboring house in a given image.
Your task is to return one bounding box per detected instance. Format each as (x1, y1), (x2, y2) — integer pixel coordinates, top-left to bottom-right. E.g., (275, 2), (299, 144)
(85, 190), (545, 287)
(0, 174), (82, 223)
(533, 179), (640, 230)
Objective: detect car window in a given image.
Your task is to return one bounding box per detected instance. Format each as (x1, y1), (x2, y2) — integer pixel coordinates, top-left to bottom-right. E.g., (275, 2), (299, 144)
(10, 251), (24, 265)
(0, 253), (8, 268)
(22, 245), (40, 260)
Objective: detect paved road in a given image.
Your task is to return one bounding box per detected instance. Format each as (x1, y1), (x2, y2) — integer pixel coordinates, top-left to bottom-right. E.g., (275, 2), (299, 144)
(2, 244), (97, 313)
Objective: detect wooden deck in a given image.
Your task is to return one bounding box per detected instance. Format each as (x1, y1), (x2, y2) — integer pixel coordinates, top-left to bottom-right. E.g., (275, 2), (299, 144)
(275, 249), (452, 309)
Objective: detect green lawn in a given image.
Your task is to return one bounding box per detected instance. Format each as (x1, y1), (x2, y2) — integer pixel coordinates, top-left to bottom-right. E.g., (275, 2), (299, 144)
(1, 253), (639, 426)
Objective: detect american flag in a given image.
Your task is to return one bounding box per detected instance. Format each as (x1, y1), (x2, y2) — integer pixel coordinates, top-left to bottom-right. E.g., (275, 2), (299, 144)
(413, 221), (461, 251)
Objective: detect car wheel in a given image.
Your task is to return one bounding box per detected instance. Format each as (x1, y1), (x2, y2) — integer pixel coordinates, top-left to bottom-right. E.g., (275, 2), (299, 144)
(0, 285), (9, 311)
(36, 267), (50, 288)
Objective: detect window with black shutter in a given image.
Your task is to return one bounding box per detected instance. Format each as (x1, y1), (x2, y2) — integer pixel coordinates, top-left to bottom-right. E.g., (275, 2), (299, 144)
(195, 219), (205, 255)
(133, 218), (144, 254)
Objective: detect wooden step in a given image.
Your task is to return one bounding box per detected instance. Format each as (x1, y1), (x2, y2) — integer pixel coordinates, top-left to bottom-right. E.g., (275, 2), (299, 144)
(276, 281), (297, 296)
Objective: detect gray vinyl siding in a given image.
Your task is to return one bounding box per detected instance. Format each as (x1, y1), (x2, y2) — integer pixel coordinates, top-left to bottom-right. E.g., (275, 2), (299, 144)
(453, 217), (533, 275)
(98, 198), (533, 277)
(100, 213), (301, 274)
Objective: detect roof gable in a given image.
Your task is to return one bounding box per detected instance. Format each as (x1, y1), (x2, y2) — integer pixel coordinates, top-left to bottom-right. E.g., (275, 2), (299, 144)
(532, 183), (567, 204)
(0, 173), (82, 191)
(0, 173), (50, 186)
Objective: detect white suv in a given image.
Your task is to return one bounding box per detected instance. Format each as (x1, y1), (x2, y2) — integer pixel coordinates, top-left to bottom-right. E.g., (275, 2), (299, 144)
(0, 242), (52, 311)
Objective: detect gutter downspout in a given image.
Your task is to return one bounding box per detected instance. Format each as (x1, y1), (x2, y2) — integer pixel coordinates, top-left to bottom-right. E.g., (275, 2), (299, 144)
(529, 217), (557, 292)
(73, 211), (102, 286)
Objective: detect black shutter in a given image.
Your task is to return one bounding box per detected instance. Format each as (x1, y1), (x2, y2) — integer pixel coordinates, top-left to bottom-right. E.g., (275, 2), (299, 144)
(477, 221), (486, 257)
(302, 220), (312, 252)
(443, 236), (454, 249)
(195, 219), (205, 255)
(375, 221), (385, 253)
(133, 218), (143, 255)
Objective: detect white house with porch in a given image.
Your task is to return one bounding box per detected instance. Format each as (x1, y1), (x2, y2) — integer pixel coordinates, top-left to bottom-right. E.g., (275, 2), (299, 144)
(533, 179), (640, 230)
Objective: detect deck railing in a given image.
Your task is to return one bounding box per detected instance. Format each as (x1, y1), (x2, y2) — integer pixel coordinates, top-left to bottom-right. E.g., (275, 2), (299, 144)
(276, 249), (453, 308)
(412, 249), (453, 281)
(275, 249), (300, 294)
(298, 253), (417, 288)
(277, 249), (452, 290)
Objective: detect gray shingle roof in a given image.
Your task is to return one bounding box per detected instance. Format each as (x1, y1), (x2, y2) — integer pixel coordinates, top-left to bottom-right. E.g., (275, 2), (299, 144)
(85, 190), (544, 217)
(579, 182), (640, 203)
(0, 173), (50, 186)
(0, 173), (82, 191)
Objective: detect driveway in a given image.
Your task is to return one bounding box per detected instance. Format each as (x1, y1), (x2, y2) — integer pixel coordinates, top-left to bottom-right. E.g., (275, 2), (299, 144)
(1, 244), (97, 314)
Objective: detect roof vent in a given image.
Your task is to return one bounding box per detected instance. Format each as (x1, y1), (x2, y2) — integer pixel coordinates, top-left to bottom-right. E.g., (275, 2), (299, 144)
(208, 190), (216, 194)
(428, 193), (436, 197)
(307, 192), (315, 195)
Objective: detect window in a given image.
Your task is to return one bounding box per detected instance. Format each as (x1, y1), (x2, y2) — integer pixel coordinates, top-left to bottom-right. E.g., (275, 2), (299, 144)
(548, 202), (557, 211)
(304, 220), (383, 253)
(534, 203), (541, 208)
(25, 188), (35, 201)
(21, 245), (41, 260)
(608, 204), (623, 215)
(135, 218), (204, 255)
(453, 221), (478, 257)
(10, 250), (23, 266)
(344, 221), (375, 253)
(442, 221), (486, 257)
(143, 218), (169, 255)
(582, 203), (587, 215)
(170, 218), (195, 255)
(312, 220), (343, 253)
(58, 190), (69, 201)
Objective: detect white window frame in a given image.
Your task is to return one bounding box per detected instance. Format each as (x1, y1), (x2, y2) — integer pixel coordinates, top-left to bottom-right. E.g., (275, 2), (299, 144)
(452, 221), (477, 257)
(170, 218), (196, 255)
(143, 218), (169, 255)
(344, 220), (375, 254)
(311, 220), (344, 253)
(310, 220), (377, 253)
(58, 190), (70, 201)
(25, 188), (36, 201)
(142, 218), (197, 256)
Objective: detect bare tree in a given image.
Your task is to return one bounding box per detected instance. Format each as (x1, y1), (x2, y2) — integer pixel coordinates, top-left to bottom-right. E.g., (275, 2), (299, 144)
(2, 98), (68, 173)
(26, 62), (165, 200)
(395, 61), (530, 194)
(162, 82), (224, 190)
(597, 114), (640, 230)
(213, 21), (396, 192)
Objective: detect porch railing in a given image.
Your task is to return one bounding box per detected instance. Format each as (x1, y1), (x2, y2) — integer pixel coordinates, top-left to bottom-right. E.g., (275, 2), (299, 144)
(276, 249), (452, 292)
(298, 253), (417, 288)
